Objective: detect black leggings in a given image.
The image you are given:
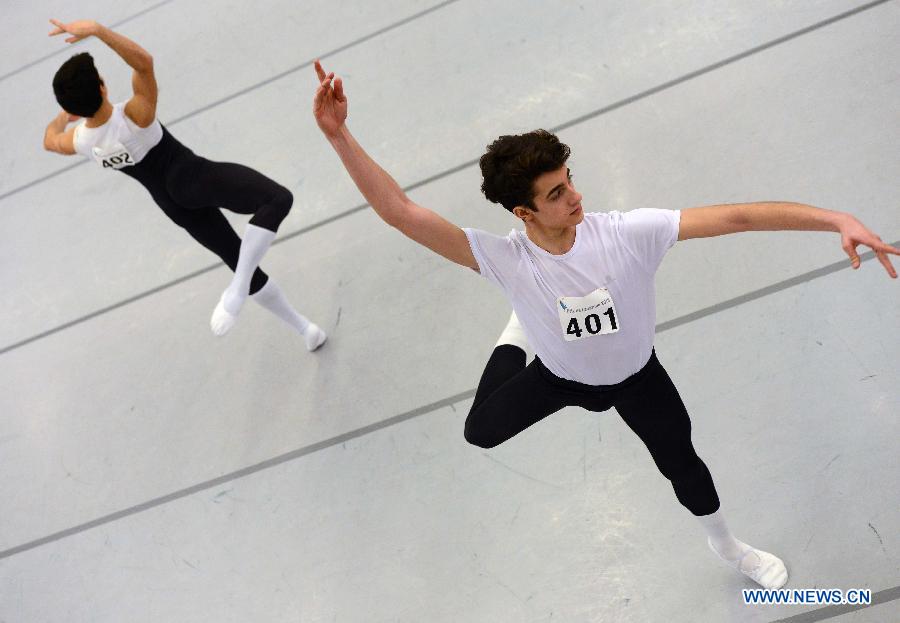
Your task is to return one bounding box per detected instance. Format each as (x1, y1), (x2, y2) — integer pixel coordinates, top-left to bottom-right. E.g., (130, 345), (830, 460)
(123, 126), (292, 294)
(464, 346), (720, 516)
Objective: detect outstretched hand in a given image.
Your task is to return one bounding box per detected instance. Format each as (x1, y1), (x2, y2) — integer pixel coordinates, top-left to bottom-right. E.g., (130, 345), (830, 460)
(840, 216), (899, 278)
(313, 59), (347, 137)
(48, 19), (98, 44)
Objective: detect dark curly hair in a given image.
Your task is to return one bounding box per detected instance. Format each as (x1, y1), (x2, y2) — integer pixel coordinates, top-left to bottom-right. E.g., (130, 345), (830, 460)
(53, 52), (103, 117)
(479, 129), (571, 212)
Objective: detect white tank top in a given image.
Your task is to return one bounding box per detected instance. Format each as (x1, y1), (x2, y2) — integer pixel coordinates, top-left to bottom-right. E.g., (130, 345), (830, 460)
(73, 102), (163, 170)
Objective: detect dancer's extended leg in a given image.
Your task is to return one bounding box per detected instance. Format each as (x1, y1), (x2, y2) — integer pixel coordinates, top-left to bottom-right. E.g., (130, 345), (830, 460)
(465, 312), (567, 448)
(167, 157), (293, 335)
(160, 203), (323, 347)
(613, 354), (788, 589)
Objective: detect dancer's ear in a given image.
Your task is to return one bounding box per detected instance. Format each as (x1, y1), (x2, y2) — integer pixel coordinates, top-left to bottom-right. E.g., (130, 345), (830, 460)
(513, 206), (533, 223)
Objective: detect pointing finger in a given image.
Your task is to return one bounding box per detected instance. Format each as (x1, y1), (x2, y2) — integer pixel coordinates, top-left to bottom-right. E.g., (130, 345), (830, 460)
(314, 59), (326, 82)
(879, 242), (900, 256)
(875, 250), (897, 278)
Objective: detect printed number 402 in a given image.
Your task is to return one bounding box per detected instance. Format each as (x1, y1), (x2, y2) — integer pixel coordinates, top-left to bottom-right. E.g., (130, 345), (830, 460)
(102, 153), (133, 168)
(566, 308), (618, 338)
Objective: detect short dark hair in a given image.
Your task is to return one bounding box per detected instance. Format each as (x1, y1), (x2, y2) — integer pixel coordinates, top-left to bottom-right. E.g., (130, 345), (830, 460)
(53, 52), (103, 117)
(479, 129), (571, 212)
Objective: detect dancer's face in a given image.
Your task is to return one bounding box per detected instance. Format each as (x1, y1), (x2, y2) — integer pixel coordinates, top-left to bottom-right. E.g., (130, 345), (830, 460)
(514, 165), (584, 228)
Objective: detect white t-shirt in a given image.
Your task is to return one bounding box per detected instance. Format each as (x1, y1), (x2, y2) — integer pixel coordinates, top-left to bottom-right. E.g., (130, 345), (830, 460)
(464, 208), (681, 385)
(73, 102), (163, 170)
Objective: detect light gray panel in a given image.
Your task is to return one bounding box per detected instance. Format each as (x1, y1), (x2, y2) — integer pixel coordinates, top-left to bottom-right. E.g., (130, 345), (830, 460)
(1, 0), (169, 80)
(2, 0), (899, 549)
(1, 0), (897, 621)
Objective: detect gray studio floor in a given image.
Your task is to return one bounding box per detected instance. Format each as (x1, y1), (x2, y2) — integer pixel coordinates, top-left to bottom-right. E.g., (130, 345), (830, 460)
(1, 1), (898, 621)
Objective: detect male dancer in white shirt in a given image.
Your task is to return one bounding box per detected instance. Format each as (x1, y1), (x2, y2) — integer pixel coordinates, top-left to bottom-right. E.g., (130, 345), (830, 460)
(311, 60), (897, 589)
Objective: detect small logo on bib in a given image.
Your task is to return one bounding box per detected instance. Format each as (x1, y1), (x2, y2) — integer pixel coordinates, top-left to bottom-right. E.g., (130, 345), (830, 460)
(556, 287), (620, 341)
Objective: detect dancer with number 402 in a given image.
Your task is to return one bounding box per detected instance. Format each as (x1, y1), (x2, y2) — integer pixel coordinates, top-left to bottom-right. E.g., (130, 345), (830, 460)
(43, 19), (327, 350)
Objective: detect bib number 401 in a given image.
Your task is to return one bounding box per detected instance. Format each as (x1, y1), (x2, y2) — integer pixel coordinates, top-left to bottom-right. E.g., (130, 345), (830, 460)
(566, 308), (618, 339)
(556, 287), (620, 341)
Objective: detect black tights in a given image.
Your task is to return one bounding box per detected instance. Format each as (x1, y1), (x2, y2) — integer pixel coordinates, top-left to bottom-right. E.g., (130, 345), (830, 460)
(124, 127), (292, 295)
(464, 346), (720, 516)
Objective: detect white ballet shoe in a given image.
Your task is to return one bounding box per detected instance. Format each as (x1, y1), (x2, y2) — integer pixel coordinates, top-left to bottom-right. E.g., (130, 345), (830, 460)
(708, 537), (788, 589)
(304, 323), (327, 352)
(210, 294), (240, 337)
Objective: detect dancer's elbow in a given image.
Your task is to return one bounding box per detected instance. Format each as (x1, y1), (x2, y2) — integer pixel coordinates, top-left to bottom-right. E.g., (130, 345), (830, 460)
(383, 199), (414, 230)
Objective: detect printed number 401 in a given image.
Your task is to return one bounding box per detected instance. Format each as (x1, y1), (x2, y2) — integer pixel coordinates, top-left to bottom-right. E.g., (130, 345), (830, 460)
(566, 308), (618, 338)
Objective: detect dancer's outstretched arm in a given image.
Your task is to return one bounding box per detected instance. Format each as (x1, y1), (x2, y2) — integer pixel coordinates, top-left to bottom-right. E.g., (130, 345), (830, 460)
(678, 202), (898, 278)
(48, 19), (157, 127)
(312, 60), (478, 272)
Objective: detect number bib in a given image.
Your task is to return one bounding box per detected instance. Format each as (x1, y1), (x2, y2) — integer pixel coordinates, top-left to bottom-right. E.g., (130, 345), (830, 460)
(92, 144), (135, 170)
(557, 287), (620, 342)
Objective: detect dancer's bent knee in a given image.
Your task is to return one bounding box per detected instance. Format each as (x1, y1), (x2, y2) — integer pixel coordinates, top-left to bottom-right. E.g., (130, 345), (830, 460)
(667, 457), (720, 515)
(463, 411), (505, 449)
(249, 186), (292, 232)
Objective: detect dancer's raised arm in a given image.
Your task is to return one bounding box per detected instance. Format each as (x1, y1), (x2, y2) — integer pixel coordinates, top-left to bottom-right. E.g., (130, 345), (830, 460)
(678, 202), (898, 278)
(49, 19), (157, 127)
(312, 60), (478, 271)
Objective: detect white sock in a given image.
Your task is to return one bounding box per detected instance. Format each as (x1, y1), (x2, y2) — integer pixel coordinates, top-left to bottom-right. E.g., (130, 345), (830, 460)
(702, 512), (789, 588)
(210, 224), (276, 336)
(495, 310), (529, 352)
(696, 509), (746, 562)
(224, 224), (277, 313)
(251, 279), (310, 334)
(252, 280), (327, 351)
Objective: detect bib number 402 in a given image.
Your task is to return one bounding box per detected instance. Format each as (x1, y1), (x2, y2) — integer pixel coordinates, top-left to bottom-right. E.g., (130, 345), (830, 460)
(102, 153), (133, 168)
(566, 308), (618, 339)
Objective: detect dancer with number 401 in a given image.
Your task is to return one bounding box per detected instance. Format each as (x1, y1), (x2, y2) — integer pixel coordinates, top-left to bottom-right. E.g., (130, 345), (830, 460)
(311, 59), (898, 590)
